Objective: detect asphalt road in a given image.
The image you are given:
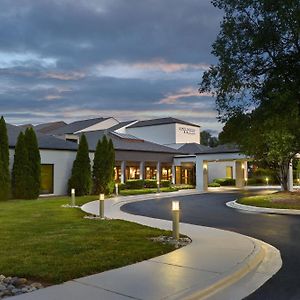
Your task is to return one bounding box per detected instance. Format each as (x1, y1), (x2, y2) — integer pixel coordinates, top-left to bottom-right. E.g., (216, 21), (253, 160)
(122, 189), (300, 300)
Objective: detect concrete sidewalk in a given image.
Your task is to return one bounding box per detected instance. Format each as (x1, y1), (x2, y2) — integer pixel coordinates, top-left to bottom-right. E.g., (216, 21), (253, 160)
(10, 190), (281, 300)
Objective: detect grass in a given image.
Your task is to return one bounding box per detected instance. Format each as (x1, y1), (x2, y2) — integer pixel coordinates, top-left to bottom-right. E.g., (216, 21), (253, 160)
(0, 196), (175, 285)
(119, 187), (178, 196)
(237, 191), (300, 209)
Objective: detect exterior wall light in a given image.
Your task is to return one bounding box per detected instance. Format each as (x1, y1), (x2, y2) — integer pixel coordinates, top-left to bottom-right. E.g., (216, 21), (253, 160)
(71, 188), (75, 206)
(99, 193), (105, 218)
(172, 201), (180, 240)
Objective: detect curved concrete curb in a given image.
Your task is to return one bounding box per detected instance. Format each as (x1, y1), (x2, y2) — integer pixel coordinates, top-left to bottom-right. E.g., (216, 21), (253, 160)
(80, 195), (281, 300)
(227, 200), (300, 215)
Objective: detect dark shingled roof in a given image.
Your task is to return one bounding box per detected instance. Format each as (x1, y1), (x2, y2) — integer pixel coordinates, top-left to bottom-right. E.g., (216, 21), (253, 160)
(107, 120), (136, 132)
(48, 117), (110, 135)
(178, 143), (211, 154)
(80, 130), (180, 154)
(194, 144), (240, 155)
(35, 121), (67, 134)
(7, 124), (78, 151)
(126, 117), (200, 128)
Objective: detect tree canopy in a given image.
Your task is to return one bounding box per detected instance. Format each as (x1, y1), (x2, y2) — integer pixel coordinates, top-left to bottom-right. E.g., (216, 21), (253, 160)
(200, 130), (219, 147)
(200, 0), (300, 121)
(200, 0), (300, 190)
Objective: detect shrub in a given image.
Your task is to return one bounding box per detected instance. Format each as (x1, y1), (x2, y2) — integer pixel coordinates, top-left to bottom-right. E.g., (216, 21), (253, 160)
(144, 179), (157, 188)
(125, 179), (144, 189)
(118, 183), (126, 190)
(160, 180), (171, 187)
(208, 182), (221, 187)
(213, 178), (236, 186)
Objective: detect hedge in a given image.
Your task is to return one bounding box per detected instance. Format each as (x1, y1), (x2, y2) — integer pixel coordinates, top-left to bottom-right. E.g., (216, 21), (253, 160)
(213, 178), (236, 186)
(208, 182), (221, 187)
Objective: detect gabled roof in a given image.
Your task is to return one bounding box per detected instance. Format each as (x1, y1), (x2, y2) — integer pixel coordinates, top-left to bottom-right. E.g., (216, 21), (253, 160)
(126, 117), (200, 128)
(108, 120), (136, 132)
(35, 121), (67, 134)
(7, 124), (78, 151)
(48, 117), (110, 135)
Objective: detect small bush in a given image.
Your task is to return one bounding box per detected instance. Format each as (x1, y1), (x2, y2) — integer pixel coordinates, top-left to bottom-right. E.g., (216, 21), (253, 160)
(144, 179), (157, 188)
(208, 182), (221, 187)
(213, 178), (236, 186)
(125, 179), (144, 189)
(160, 180), (171, 187)
(118, 183), (126, 190)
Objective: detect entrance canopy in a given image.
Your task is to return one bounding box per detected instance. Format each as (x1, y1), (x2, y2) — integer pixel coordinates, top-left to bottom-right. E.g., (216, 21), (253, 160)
(174, 150), (249, 191)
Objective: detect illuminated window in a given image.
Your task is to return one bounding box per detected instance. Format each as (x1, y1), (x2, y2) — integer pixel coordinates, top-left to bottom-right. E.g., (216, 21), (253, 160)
(226, 166), (233, 178)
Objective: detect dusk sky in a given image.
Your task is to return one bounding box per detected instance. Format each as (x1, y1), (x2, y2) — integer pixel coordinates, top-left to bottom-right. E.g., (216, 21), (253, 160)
(0, 0), (223, 133)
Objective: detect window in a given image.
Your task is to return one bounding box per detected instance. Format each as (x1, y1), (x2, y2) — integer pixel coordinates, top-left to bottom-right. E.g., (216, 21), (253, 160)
(40, 164), (54, 194)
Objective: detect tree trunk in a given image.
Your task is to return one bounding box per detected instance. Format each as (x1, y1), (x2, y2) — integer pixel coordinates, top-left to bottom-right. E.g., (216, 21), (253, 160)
(278, 161), (289, 191)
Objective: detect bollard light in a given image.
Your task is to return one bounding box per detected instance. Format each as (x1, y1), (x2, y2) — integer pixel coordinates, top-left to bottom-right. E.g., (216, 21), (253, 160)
(71, 188), (75, 206)
(245, 178), (248, 186)
(115, 183), (119, 196)
(172, 200), (180, 240)
(157, 180), (160, 193)
(99, 193), (105, 218)
(266, 177), (269, 186)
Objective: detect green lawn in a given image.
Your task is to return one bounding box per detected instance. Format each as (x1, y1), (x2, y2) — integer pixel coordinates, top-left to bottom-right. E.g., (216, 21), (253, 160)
(237, 191), (300, 209)
(0, 196), (175, 284)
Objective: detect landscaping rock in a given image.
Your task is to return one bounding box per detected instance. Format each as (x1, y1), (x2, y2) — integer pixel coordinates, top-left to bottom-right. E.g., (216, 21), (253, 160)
(0, 275), (43, 299)
(150, 235), (192, 248)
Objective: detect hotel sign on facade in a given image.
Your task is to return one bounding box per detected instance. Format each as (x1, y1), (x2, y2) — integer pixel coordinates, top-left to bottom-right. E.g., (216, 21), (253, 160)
(178, 126), (196, 135)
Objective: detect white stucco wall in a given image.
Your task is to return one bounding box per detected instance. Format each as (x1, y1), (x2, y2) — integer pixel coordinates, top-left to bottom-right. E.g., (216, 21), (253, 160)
(9, 148), (95, 196)
(208, 161), (236, 183)
(126, 124), (176, 145)
(175, 123), (200, 144)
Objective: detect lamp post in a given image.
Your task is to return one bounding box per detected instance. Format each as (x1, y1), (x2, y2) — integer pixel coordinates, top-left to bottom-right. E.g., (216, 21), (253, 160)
(172, 201), (180, 240)
(99, 193), (105, 219)
(157, 180), (160, 193)
(71, 188), (75, 206)
(115, 183), (119, 196)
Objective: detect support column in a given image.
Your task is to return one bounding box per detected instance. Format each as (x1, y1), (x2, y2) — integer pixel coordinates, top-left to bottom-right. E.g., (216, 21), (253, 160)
(195, 157), (208, 192)
(243, 161), (248, 180)
(156, 161), (161, 182)
(139, 161), (145, 180)
(288, 160), (294, 192)
(171, 165), (176, 185)
(120, 161), (126, 184)
(235, 161), (245, 188)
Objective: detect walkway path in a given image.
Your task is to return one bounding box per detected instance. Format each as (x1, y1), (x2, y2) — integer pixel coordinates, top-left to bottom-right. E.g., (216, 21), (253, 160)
(10, 189), (281, 300)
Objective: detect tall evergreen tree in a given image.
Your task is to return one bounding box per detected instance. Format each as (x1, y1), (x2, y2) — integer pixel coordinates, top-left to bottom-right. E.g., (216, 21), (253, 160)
(25, 128), (41, 199)
(0, 116), (10, 200)
(68, 134), (91, 196)
(92, 138), (104, 194)
(92, 136), (115, 195)
(12, 132), (30, 199)
(106, 138), (115, 194)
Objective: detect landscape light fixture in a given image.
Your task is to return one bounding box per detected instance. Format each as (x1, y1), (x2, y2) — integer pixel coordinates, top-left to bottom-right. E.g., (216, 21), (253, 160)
(172, 200), (180, 240)
(71, 188), (75, 206)
(99, 193), (105, 218)
(266, 177), (269, 186)
(245, 178), (248, 186)
(115, 183), (119, 196)
(157, 180), (160, 193)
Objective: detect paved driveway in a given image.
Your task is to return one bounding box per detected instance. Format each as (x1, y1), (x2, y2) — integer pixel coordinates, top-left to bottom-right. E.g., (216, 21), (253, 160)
(122, 189), (300, 300)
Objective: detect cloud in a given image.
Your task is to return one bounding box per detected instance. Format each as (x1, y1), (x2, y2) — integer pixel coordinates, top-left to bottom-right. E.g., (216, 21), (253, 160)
(0, 0), (223, 132)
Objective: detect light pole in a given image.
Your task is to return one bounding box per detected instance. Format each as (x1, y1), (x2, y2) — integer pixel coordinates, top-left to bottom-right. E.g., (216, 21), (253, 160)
(172, 201), (180, 240)
(71, 188), (75, 206)
(99, 193), (105, 219)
